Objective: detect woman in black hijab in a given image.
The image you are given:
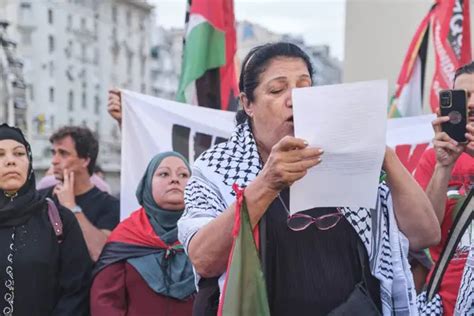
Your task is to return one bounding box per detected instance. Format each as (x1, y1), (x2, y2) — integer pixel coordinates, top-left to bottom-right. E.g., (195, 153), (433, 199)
(0, 124), (92, 316)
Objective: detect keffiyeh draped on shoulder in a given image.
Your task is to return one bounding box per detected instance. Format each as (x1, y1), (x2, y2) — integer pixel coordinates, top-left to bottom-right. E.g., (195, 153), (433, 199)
(178, 121), (418, 315)
(455, 244), (474, 315)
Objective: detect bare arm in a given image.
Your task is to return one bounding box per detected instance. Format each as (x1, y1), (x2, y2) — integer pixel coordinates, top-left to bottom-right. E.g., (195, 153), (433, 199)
(54, 170), (110, 262)
(425, 164), (455, 223)
(74, 213), (109, 262)
(425, 116), (465, 223)
(187, 137), (322, 278)
(384, 147), (440, 250)
(187, 176), (278, 278)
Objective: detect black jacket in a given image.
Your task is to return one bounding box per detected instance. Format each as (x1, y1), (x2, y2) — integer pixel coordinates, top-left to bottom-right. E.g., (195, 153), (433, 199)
(0, 203), (92, 316)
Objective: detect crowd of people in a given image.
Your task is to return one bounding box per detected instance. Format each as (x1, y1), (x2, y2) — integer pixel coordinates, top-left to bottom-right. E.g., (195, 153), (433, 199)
(0, 42), (472, 315)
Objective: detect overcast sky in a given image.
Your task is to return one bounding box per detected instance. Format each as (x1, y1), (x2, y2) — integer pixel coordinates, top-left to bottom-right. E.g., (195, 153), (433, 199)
(150, 0), (346, 60)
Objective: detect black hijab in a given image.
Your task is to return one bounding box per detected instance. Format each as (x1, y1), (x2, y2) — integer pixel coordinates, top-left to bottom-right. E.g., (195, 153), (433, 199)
(0, 124), (45, 227)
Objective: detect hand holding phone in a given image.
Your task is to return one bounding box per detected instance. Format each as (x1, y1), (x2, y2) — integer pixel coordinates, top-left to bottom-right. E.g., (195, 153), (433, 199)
(439, 89), (468, 143)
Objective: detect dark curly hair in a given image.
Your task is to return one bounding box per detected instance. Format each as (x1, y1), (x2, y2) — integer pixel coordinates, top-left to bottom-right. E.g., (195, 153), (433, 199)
(454, 61), (474, 85)
(49, 126), (98, 175)
(236, 42), (314, 125)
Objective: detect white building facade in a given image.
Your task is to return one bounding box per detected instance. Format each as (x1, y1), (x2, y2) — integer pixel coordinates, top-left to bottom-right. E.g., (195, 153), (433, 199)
(149, 26), (183, 100)
(0, 0), (154, 180)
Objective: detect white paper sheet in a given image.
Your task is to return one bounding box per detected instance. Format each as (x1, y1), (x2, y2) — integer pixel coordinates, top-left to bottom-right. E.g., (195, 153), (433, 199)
(290, 80), (388, 214)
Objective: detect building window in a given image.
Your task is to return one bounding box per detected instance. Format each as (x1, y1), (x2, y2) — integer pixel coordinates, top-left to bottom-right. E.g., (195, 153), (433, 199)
(19, 2), (32, 22)
(112, 6), (117, 24)
(27, 84), (34, 101)
(82, 91), (86, 109)
(126, 52), (133, 74)
(93, 48), (99, 65)
(68, 90), (74, 111)
(67, 15), (72, 30)
(126, 10), (131, 27)
(65, 40), (73, 58)
(21, 31), (32, 45)
(49, 87), (54, 102)
(81, 120), (87, 127)
(49, 61), (55, 77)
(94, 95), (100, 114)
(95, 122), (99, 133)
(81, 17), (86, 31)
(48, 35), (54, 53)
(48, 8), (53, 24)
(81, 44), (86, 61)
(140, 56), (146, 77)
(69, 118), (73, 125)
(94, 15), (99, 36)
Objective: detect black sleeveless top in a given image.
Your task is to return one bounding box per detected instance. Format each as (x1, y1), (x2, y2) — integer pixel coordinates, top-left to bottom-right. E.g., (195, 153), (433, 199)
(262, 188), (381, 316)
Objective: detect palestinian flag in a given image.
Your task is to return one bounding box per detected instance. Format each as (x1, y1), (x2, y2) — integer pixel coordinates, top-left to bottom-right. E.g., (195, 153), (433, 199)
(177, 0), (239, 111)
(388, 7), (433, 118)
(218, 185), (270, 316)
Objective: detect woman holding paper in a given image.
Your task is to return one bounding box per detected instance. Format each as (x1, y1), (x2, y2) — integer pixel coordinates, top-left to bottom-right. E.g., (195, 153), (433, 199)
(178, 42), (440, 316)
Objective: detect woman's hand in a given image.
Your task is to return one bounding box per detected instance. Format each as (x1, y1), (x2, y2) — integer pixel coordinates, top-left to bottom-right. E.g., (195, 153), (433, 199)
(258, 136), (323, 193)
(188, 136), (323, 278)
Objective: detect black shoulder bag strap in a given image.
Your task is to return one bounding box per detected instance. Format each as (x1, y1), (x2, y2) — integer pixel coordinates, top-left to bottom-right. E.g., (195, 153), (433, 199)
(427, 189), (473, 301)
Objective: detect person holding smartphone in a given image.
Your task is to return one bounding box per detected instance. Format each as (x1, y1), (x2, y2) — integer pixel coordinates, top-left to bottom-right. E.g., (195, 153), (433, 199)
(179, 42), (440, 316)
(414, 62), (474, 316)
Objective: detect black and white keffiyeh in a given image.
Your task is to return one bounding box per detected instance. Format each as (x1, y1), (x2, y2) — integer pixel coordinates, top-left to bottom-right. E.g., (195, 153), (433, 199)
(454, 244), (474, 315)
(178, 121), (418, 315)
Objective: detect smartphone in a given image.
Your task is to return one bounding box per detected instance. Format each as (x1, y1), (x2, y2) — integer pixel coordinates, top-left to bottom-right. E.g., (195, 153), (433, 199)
(439, 89), (468, 143)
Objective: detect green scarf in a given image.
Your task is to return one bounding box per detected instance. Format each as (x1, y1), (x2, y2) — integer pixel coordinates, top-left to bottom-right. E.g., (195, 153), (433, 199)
(130, 151), (195, 300)
(135, 151), (191, 244)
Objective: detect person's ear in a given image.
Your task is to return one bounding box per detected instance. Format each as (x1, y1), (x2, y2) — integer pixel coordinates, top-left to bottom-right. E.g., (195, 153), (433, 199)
(239, 92), (253, 118)
(81, 157), (91, 170)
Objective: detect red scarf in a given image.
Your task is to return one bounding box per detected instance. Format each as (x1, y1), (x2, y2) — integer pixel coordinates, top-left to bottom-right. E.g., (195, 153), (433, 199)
(107, 208), (181, 249)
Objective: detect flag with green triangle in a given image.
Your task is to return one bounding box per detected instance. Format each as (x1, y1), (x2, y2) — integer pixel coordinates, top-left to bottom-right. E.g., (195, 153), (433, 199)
(217, 185), (271, 316)
(388, 6), (432, 118)
(177, 0), (238, 111)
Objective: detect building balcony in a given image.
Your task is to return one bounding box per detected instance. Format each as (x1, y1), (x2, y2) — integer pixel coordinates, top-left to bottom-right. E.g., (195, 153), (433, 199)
(72, 28), (96, 42)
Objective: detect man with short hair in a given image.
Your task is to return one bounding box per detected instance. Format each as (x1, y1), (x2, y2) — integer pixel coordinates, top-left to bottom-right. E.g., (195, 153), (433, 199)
(414, 62), (474, 315)
(40, 126), (120, 261)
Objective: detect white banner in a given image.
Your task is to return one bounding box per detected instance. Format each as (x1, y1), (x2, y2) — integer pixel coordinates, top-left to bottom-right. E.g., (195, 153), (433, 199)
(121, 90), (435, 220)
